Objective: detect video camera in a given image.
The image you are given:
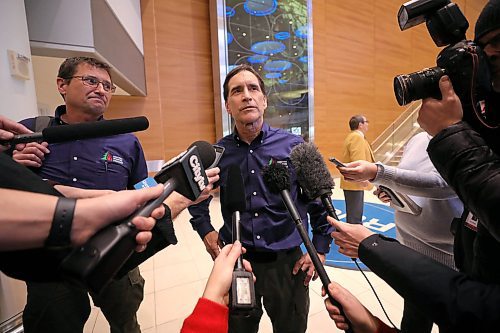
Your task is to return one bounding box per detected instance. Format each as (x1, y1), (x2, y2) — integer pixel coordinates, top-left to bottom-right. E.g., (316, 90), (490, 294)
(393, 0), (498, 128)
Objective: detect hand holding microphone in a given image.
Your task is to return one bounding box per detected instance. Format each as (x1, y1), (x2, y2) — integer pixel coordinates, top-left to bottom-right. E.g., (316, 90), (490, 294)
(0, 115), (32, 152)
(262, 159), (354, 333)
(61, 141), (216, 294)
(9, 116), (149, 167)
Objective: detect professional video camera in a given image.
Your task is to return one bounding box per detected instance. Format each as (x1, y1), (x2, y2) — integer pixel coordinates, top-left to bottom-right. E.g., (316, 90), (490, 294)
(393, 0), (498, 129)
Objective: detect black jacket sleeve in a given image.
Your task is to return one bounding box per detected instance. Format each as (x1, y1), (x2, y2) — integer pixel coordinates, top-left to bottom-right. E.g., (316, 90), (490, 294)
(359, 234), (500, 333)
(427, 121), (500, 241)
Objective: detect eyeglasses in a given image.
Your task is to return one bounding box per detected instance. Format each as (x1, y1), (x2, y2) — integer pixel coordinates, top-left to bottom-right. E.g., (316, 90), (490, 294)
(362, 120), (369, 123)
(67, 75), (116, 93)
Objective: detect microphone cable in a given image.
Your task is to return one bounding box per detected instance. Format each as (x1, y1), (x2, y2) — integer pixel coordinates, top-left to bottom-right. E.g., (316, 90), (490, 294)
(352, 257), (399, 329)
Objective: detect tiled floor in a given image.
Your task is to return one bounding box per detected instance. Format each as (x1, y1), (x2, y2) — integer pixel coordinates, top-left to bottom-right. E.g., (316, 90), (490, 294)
(84, 180), (438, 333)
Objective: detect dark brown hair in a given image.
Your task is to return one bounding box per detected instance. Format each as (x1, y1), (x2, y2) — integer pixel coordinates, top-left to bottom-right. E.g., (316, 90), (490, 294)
(58, 57), (112, 80)
(223, 64), (266, 102)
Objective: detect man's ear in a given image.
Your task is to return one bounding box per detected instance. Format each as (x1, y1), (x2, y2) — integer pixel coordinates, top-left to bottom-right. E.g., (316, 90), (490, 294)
(263, 95), (268, 110)
(225, 101), (232, 115)
(57, 77), (68, 97)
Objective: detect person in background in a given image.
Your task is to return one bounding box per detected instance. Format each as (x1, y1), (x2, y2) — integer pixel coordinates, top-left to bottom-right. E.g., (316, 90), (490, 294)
(340, 115), (374, 224)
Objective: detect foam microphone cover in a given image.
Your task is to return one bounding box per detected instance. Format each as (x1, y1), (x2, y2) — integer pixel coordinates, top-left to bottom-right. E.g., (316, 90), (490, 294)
(42, 116), (149, 143)
(290, 142), (335, 200)
(188, 140), (216, 168)
(225, 165), (246, 212)
(262, 162), (290, 193)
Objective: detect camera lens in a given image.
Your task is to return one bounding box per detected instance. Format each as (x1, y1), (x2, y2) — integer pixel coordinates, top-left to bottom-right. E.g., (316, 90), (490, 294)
(393, 67), (446, 106)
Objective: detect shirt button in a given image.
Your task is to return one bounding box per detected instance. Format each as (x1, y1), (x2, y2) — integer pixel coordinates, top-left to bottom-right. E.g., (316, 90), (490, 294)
(249, 149), (253, 153)
(253, 192), (257, 196)
(72, 178), (77, 182)
(251, 170), (255, 174)
(73, 156), (78, 161)
(254, 212), (259, 217)
(256, 235), (261, 240)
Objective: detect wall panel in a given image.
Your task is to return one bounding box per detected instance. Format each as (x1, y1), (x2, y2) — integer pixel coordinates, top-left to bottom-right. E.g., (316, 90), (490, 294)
(106, 0), (487, 171)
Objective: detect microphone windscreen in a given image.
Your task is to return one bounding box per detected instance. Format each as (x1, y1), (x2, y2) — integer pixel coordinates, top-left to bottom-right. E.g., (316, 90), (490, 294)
(225, 164), (246, 212)
(42, 116), (149, 143)
(290, 142), (335, 200)
(262, 161), (290, 194)
(188, 141), (216, 168)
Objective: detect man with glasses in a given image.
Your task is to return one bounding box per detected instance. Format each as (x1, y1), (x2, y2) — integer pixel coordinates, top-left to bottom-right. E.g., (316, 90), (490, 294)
(12, 57), (148, 333)
(340, 115), (374, 224)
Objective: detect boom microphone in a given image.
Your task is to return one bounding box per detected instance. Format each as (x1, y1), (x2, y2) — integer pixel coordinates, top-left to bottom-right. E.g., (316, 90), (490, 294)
(262, 162), (353, 333)
(60, 141), (215, 294)
(290, 142), (340, 220)
(0, 116), (149, 145)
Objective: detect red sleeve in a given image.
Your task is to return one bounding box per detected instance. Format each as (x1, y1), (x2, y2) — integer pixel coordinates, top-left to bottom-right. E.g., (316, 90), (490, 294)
(181, 298), (229, 333)
(375, 317), (398, 333)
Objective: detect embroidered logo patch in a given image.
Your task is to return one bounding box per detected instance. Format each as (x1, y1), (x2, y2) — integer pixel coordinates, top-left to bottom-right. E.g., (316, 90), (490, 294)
(101, 151), (124, 165)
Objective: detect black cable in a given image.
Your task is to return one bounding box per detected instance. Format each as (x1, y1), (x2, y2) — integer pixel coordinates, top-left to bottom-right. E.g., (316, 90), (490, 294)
(353, 258), (399, 329)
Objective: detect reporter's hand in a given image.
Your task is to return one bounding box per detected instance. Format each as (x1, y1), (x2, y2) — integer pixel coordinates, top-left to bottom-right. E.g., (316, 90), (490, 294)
(329, 217), (374, 258)
(12, 141), (50, 167)
(202, 241), (254, 305)
(323, 281), (381, 333)
(72, 185), (166, 246)
(418, 75), (463, 136)
(0, 116), (32, 152)
(203, 230), (221, 260)
(293, 252), (326, 286)
(163, 167), (220, 219)
(195, 167), (220, 204)
(339, 161), (378, 182)
(373, 188), (391, 204)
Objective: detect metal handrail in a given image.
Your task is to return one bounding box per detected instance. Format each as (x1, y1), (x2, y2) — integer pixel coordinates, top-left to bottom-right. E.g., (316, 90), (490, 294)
(372, 101), (422, 164)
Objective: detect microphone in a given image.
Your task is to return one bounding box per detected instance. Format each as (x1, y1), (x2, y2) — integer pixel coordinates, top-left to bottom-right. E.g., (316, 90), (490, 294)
(290, 142), (340, 220)
(153, 140), (215, 201)
(60, 141), (215, 294)
(262, 161), (353, 333)
(0, 116), (149, 145)
(226, 165), (256, 313)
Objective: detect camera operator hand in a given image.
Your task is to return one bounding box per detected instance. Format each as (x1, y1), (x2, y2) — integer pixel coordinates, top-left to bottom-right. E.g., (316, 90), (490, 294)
(417, 76), (464, 136)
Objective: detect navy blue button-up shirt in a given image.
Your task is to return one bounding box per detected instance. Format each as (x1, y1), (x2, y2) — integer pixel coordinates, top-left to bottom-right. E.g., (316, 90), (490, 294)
(189, 123), (333, 253)
(19, 105), (147, 191)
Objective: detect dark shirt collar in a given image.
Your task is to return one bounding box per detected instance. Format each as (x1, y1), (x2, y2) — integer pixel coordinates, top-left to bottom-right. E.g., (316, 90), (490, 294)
(54, 105), (104, 125)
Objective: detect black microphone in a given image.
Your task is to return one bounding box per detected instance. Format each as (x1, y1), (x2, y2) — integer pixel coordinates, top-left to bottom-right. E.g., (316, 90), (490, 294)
(262, 161), (353, 333)
(60, 141), (215, 294)
(154, 140), (215, 201)
(290, 142), (340, 220)
(0, 116), (149, 145)
(226, 165), (256, 313)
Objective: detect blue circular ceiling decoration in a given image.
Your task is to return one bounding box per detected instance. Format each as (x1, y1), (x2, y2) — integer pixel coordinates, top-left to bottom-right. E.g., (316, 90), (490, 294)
(265, 72), (282, 79)
(244, 0), (278, 17)
(295, 26), (308, 39)
(298, 56), (308, 63)
(274, 31), (290, 40)
(227, 32), (234, 45)
(251, 41), (286, 55)
(226, 6), (235, 17)
(264, 60), (292, 72)
(247, 54), (268, 64)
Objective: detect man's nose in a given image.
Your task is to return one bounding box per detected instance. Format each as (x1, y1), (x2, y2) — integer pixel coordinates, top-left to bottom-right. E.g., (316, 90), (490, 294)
(242, 87), (252, 100)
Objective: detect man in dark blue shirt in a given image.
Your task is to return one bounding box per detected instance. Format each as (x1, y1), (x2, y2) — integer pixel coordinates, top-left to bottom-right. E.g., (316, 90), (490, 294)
(12, 57), (147, 333)
(189, 64), (332, 333)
